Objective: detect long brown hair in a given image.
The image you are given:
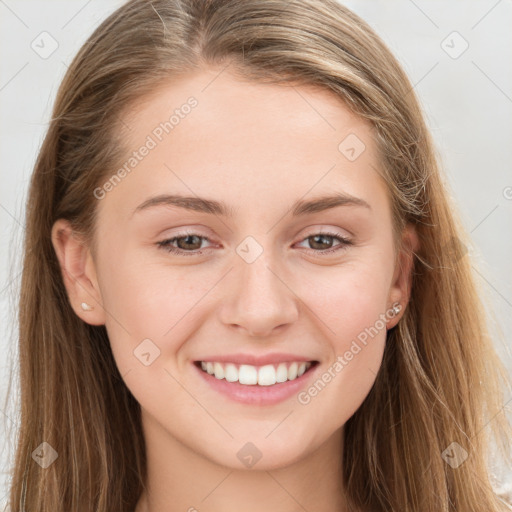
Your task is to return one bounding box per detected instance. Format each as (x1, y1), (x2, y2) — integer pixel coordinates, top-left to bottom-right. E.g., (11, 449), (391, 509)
(6, 0), (512, 510)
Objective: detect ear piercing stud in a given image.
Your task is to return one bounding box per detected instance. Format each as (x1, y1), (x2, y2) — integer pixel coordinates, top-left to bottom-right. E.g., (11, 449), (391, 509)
(392, 303), (402, 316)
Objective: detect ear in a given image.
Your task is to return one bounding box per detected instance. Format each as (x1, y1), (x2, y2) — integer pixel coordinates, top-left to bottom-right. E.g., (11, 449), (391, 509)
(386, 222), (419, 329)
(51, 219), (106, 326)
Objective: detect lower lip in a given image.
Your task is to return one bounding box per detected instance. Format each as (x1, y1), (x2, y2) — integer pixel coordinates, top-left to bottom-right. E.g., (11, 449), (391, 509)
(193, 362), (319, 406)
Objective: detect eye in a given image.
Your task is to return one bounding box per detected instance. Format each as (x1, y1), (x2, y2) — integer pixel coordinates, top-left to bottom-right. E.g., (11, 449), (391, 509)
(295, 231), (352, 255)
(157, 233), (214, 256)
(157, 230), (352, 257)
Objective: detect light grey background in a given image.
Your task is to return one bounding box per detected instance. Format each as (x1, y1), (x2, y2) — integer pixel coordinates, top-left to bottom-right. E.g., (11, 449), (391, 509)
(1, 0), (511, 508)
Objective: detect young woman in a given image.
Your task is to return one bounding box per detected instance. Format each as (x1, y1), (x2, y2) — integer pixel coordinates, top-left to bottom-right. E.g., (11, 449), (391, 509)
(6, 0), (512, 510)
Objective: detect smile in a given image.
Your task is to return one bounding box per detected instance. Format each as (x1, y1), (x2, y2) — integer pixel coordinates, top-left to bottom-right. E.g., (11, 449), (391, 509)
(195, 360), (317, 386)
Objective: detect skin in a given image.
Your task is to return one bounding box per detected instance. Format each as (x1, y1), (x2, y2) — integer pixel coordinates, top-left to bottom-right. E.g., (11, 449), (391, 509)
(52, 66), (419, 512)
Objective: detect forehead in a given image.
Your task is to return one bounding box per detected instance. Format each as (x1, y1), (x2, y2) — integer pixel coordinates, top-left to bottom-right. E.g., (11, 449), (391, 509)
(122, 68), (374, 151)
(101, 68), (388, 222)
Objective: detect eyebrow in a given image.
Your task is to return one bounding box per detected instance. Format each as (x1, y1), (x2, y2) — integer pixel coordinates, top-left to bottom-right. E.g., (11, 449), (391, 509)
(131, 192), (371, 218)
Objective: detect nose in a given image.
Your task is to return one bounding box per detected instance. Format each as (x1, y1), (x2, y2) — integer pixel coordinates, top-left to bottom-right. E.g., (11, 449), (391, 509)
(218, 250), (299, 338)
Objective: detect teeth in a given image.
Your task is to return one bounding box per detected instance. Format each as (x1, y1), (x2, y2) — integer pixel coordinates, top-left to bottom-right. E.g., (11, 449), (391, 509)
(198, 361), (313, 386)
(276, 363), (288, 383)
(239, 365), (258, 385)
(225, 363), (238, 383)
(213, 362), (225, 379)
(288, 362), (298, 380)
(258, 365), (276, 386)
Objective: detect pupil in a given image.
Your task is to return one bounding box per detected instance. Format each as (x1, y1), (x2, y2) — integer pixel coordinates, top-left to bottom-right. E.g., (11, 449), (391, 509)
(179, 235), (200, 250)
(311, 234), (332, 249)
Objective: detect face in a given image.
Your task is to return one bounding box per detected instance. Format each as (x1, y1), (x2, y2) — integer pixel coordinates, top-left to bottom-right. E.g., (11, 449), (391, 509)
(53, 67), (417, 470)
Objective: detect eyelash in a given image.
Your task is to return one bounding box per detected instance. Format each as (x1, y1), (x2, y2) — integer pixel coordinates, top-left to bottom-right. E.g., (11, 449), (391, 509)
(156, 230), (353, 257)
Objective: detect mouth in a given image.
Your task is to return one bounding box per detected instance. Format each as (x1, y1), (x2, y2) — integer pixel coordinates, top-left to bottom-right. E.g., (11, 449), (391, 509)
(193, 360), (319, 387)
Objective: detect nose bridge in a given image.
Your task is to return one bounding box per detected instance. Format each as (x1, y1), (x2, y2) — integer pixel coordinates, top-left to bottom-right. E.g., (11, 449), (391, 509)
(218, 239), (299, 336)
(240, 252), (283, 305)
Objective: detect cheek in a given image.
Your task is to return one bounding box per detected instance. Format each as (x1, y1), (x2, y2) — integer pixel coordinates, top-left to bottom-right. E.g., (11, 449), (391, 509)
(96, 251), (220, 371)
(297, 254), (393, 343)
(97, 260), (210, 422)
(297, 333), (386, 441)
(291, 257), (391, 424)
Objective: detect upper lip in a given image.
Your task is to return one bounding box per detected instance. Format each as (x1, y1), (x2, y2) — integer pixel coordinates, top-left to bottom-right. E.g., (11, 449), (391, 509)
(195, 353), (318, 366)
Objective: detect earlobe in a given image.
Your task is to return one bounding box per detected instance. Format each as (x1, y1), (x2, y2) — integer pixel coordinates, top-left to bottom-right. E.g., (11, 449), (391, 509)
(386, 223), (420, 329)
(51, 219), (106, 326)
